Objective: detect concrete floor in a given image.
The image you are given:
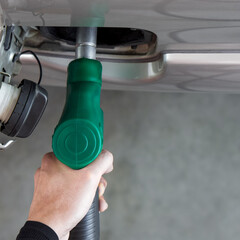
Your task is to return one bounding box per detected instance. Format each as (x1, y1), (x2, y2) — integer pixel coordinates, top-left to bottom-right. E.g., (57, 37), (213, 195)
(1, 87), (240, 240)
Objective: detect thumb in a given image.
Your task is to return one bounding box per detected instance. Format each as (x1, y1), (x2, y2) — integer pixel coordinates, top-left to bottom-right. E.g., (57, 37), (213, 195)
(87, 150), (113, 177)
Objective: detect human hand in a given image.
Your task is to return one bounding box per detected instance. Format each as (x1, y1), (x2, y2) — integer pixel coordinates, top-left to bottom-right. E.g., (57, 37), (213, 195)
(28, 150), (113, 240)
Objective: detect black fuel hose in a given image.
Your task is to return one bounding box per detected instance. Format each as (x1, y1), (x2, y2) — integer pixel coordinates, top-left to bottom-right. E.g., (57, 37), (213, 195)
(69, 189), (99, 240)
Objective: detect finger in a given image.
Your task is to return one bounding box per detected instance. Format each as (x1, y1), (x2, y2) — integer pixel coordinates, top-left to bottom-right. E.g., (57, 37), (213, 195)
(87, 150), (113, 177)
(99, 196), (108, 212)
(41, 152), (66, 172)
(99, 177), (107, 196)
(100, 177), (107, 187)
(41, 152), (56, 169)
(34, 168), (41, 189)
(98, 182), (107, 197)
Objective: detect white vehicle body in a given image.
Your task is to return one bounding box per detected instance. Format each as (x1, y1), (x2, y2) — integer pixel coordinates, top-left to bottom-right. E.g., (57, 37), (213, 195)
(1, 0), (240, 92)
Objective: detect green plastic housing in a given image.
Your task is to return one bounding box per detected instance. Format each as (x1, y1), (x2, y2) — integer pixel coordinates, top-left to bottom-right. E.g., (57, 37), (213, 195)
(52, 58), (103, 169)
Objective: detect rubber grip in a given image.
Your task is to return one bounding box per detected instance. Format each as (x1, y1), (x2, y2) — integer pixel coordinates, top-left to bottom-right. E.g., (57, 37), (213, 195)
(69, 189), (99, 240)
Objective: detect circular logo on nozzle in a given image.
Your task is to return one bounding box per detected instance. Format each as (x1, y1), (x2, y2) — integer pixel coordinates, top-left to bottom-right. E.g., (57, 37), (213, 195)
(52, 119), (102, 169)
(65, 133), (88, 154)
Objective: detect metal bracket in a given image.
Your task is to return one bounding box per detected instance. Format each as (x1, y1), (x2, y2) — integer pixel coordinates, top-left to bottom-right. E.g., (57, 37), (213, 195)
(0, 129), (15, 150)
(0, 71), (11, 83)
(0, 25), (30, 84)
(0, 139), (14, 150)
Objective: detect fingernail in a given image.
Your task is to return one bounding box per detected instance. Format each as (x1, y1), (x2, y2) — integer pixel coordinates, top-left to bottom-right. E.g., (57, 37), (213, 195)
(104, 202), (109, 211)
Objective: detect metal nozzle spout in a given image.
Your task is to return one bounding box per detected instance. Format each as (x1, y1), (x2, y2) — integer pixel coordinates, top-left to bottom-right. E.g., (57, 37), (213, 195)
(76, 27), (97, 60)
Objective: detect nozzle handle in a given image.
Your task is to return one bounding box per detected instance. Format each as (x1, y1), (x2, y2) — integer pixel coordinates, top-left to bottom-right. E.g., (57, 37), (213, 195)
(52, 58), (103, 169)
(69, 190), (99, 240)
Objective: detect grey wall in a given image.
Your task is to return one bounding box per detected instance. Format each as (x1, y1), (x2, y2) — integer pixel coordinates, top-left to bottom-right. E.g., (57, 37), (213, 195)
(1, 87), (240, 240)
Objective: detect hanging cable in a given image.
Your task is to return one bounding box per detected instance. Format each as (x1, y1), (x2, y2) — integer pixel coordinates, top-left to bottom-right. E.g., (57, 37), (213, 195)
(13, 50), (43, 85)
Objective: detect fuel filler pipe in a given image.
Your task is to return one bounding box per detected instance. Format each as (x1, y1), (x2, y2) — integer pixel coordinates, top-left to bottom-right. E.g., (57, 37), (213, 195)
(52, 27), (103, 240)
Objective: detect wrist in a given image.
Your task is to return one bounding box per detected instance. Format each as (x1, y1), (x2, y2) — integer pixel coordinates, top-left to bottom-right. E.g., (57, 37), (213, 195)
(27, 215), (64, 239)
(17, 221), (59, 240)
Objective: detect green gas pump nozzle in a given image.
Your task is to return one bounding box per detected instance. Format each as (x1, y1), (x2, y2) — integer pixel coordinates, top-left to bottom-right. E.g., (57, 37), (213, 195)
(52, 27), (102, 240)
(52, 58), (103, 169)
